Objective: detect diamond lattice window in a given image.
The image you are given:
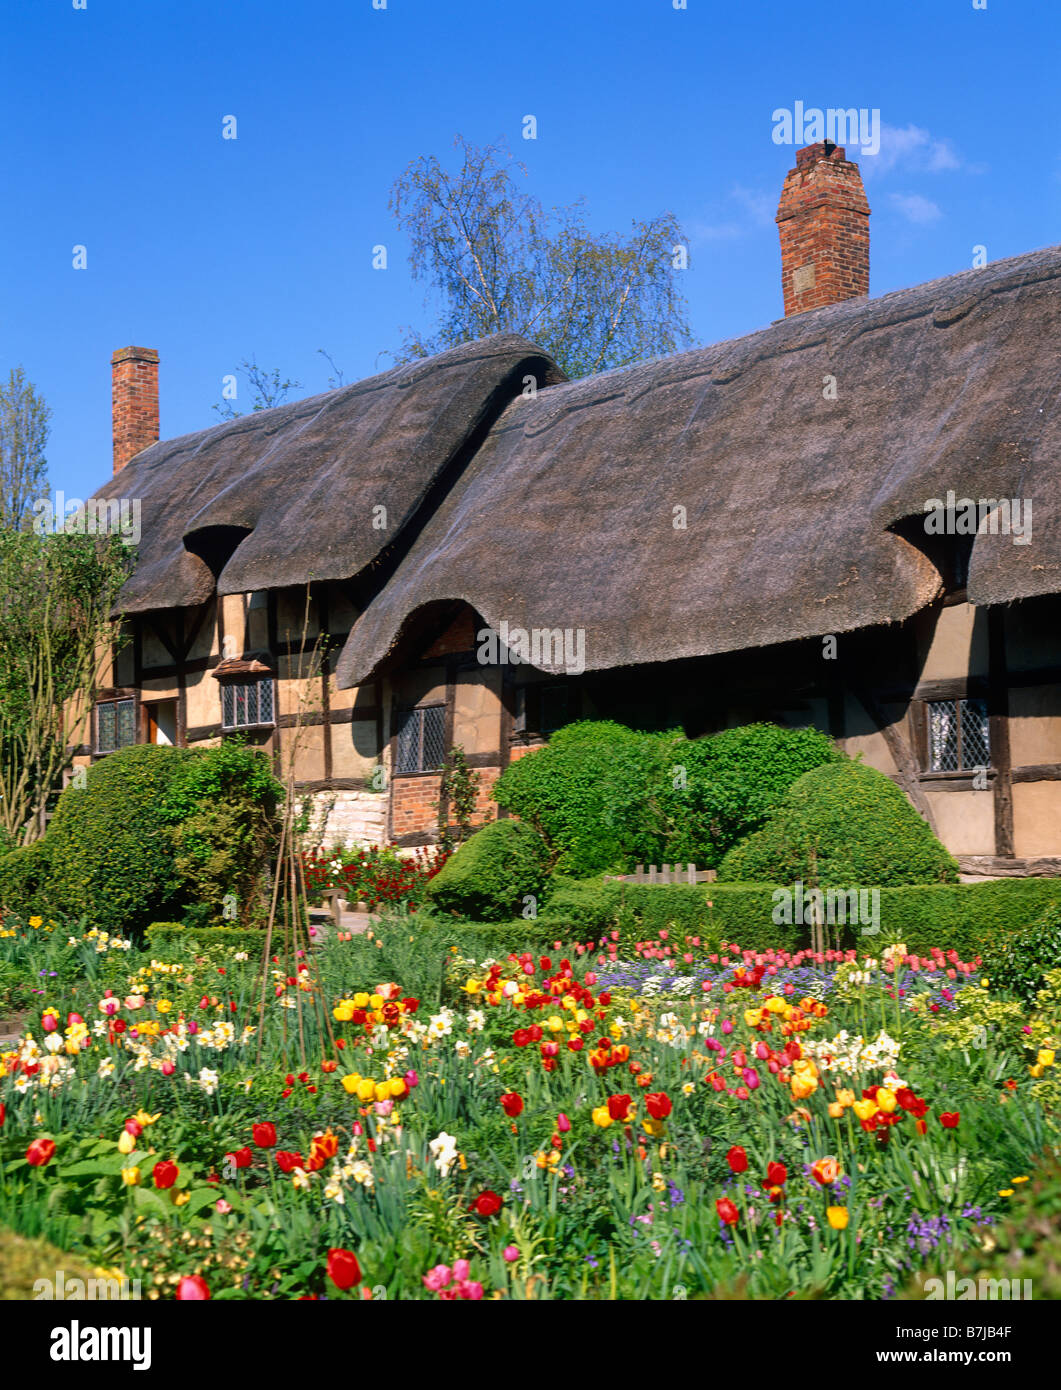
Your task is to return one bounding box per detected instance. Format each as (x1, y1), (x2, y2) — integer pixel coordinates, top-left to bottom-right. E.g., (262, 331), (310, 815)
(927, 698), (990, 773)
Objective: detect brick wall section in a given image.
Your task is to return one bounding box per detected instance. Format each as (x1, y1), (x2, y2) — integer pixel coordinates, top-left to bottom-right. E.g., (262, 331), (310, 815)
(112, 347), (160, 474)
(391, 774), (442, 839)
(775, 144), (870, 316)
(423, 609), (478, 658)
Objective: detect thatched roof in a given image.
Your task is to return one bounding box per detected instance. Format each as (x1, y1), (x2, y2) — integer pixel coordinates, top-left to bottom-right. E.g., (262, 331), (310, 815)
(335, 244), (1061, 687)
(93, 336), (564, 614)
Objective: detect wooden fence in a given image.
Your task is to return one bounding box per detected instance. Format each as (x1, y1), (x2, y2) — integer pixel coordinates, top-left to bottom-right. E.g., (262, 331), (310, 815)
(603, 863), (717, 886)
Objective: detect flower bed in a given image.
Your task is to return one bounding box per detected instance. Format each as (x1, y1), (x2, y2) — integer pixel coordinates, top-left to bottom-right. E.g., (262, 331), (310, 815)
(0, 911), (1057, 1299)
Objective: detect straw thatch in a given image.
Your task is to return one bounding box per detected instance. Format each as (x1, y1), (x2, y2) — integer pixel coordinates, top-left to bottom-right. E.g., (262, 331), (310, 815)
(335, 244), (1061, 686)
(92, 336), (563, 614)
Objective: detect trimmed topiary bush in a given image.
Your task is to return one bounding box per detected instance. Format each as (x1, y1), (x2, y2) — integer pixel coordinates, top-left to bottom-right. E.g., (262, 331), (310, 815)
(718, 760), (959, 888)
(33, 741), (283, 937)
(664, 723), (845, 868)
(0, 838), (53, 917)
(493, 720), (678, 876)
(41, 745), (194, 935)
(426, 817), (550, 922)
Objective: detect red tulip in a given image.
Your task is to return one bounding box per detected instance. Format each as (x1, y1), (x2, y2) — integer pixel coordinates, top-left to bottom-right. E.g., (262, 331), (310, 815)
(176, 1275), (210, 1300)
(726, 1145), (748, 1174)
(939, 1112), (960, 1129)
(252, 1122), (277, 1148)
(500, 1093), (523, 1118)
(327, 1247), (362, 1291)
(765, 1160), (787, 1187)
(716, 1197), (740, 1226)
(472, 1189), (503, 1217)
(26, 1137), (56, 1167)
(607, 1094), (632, 1122)
(227, 1147), (253, 1170)
(645, 1092), (672, 1120)
(152, 1160), (179, 1189)
(0, 1102), (5, 1127)
(275, 1150), (303, 1173)
(557, 1112), (571, 1133)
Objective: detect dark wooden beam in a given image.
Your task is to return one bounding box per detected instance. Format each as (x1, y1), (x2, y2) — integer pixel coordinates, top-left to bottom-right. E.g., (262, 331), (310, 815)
(1012, 763), (1061, 783)
(988, 608), (1014, 858)
(852, 686), (939, 833)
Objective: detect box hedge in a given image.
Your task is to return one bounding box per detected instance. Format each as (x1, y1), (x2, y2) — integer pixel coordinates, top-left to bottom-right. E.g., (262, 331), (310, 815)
(144, 922), (269, 956)
(425, 818), (550, 921)
(523, 873), (1061, 959)
(719, 760), (959, 887)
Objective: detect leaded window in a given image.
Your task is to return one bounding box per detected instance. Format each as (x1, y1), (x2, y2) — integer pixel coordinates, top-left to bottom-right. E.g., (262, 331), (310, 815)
(220, 677), (275, 731)
(395, 705), (446, 774)
(96, 698), (136, 753)
(927, 698), (990, 772)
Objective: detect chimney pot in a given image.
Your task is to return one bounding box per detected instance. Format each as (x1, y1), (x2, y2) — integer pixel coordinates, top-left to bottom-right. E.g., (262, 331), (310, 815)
(776, 144), (870, 316)
(111, 346), (159, 475)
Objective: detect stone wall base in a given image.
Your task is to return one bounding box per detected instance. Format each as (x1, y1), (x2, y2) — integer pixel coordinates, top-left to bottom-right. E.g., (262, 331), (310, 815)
(303, 789), (388, 849)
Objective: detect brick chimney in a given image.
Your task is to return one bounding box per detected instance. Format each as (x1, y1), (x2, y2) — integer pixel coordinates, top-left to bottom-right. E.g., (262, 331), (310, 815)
(111, 346), (159, 474)
(775, 142), (870, 316)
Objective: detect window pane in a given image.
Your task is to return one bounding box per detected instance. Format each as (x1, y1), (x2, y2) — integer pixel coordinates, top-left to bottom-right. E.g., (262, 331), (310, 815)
(222, 685), (235, 728)
(235, 684), (248, 726)
(422, 705), (446, 771)
(97, 703), (115, 752)
(258, 679), (274, 725)
(117, 699), (136, 748)
(396, 708), (421, 774)
(928, 700), (959, 772)
(960, 698), (990, 769)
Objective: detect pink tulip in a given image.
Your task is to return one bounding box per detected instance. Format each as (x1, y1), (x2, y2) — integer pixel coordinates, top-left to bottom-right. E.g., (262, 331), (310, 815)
(453, 1258), (471, 1282)
(585, 972), (597, 986)
(557, 1113), (571, 1132)
(161, 1060), (175, 1076)
(503, 1245), (520, 1263)
(721, 1019), (733, 1034)
(460, 1281), (484, 1300)
(42, 1014), (57, 1033)
(404, 1069), (419, 1089)
(422, 1265), (450, 1292)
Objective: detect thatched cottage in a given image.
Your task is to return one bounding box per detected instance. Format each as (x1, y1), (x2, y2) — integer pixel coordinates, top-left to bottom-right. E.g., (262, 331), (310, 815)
(77, 142), (1061, 874)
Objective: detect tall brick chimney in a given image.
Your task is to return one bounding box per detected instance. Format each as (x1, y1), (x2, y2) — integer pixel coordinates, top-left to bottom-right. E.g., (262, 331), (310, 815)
(111, 346), (159, 474)
(775, 142), (870, 316)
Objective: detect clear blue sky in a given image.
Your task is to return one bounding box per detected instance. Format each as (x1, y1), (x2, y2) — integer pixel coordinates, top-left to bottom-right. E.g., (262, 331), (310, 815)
(2, 0), (1059, 500)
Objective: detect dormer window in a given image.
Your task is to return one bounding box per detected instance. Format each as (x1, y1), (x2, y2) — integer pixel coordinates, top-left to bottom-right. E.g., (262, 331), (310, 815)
(211, 655), (276, 732)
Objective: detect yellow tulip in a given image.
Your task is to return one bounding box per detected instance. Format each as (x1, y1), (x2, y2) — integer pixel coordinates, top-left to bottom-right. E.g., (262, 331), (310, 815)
(791, 1075), (818, 1100)
(387, 1077), (406, 1099)
(828, 1102), (844, 1120)
(836, 1089), (855, 1107)
(369, 995), (384, 1010)
(117, 1130), (136, 1155)
(356, 1078), (376, 1103)
(121, 1166), (140, 1186)
(876, 1088), (897, 1114)
(852, 1099), (877, 1122)
(591, 1106), (613, 1129)
(744, 1009), (762, 1028)
(373, 1082), (389, 1104)
(340, 1074), (361, 1094)
(333, 1004), (354, 1022)
(547, 1016), (564, 1033)
(826, 1206), (849, 1230)
(1038, 1049), (1055, 1068)
(1029, 1063), (1044, 1078)
(173, 1190), (190, 1206)
(353, 993), (370, 1009)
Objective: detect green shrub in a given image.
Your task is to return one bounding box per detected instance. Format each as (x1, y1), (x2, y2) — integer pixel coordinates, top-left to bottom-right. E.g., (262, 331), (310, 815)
(0, 838), (52, 916)
(531, 874), (1061, 959)
(43, 745), (195, 936)
(981, 899), (1061, 1006)
(719, 761), (959, 887)
(426, 818), (550, 922)
(664, 723), (844, 867)
(157, 738), (282, 925)
(36, 741), (282, 938)
(493, 721), (677, 876)
(144, 922), (267, 957)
